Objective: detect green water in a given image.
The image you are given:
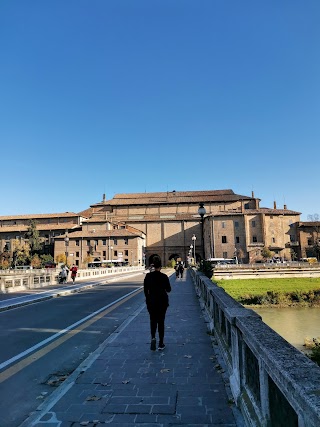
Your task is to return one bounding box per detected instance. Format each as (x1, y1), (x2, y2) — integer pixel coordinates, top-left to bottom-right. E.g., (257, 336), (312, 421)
(252, 306), (320, 351)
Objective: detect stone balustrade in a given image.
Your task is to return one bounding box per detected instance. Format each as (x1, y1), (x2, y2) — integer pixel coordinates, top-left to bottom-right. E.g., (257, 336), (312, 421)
(0, 266), (144, 293)
(213, 264), (320, 280)
(190, 268), (320, 427)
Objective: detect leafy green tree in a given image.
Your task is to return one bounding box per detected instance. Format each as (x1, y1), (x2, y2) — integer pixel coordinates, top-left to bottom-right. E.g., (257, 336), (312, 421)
(12, 239), (31, 266)
(40, 254), (54, 267)
(261, 247), (274, 260)
(25, 220), (42, 253)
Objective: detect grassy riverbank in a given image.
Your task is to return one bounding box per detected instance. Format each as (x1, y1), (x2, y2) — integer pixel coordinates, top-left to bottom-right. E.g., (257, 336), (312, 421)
(215, 277), (320, 306)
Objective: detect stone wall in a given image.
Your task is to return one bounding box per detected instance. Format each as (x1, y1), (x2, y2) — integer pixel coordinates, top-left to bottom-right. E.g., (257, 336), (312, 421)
(190, 269), (320, 426)
(212, 264), (320, 280)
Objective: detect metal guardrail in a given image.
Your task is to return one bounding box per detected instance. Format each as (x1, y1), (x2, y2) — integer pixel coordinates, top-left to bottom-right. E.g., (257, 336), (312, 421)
(190, 268), (320, 427)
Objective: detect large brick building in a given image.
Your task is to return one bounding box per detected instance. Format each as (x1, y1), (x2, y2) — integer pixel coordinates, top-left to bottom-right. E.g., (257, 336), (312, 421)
(89, 190), (301, 265)
(0, 189), (310, 267)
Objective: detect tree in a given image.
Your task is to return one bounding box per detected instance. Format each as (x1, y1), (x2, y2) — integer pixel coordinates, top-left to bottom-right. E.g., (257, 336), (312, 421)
(40, 254), (54, 267)
(261, 247), (274, 260)
(83, 255), (93, 267)
(12, 239), (31, 266)
(31, 254), (41, 268)
(25, 220), (42, 253)
(56, 253), (67, 264)
(290, 249), (298, 261)
(0, 247), (10, 269)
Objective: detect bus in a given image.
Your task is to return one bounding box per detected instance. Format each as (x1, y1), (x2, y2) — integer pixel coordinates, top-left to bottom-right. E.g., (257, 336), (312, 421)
(87, 260), (129, 268)
(207, 258), (238, 266)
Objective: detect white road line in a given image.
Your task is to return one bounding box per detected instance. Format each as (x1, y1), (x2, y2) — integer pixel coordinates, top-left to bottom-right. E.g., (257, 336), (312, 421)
(0, 286), (143, 371)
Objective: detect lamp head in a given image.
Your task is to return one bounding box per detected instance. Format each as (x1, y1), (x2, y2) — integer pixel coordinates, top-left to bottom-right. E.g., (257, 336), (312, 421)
(198, 202), (206, 218)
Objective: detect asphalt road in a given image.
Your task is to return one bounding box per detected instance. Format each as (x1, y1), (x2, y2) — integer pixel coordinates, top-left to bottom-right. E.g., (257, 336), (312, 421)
(0, 273), (146, 427)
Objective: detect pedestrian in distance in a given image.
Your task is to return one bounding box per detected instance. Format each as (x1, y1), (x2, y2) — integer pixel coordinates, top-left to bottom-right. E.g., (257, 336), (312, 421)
(175, 261), (184, 279)
(175, 263), (179, 278)
(178, 262), (184, 278)
(70, 265), (78, 283)
(144, 256), (171, 351)
(59, 265), (69, 284)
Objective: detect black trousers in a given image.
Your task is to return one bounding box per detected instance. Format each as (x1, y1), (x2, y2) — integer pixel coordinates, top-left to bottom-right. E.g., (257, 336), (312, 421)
(149, 307), (167, 343)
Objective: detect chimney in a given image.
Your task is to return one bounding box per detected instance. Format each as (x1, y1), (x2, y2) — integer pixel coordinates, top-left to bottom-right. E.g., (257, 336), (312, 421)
(284, 204), (287, 210)
(103, 193), (106, 203)
(252, 190), (254, 198)
(274, 201), (277, 209)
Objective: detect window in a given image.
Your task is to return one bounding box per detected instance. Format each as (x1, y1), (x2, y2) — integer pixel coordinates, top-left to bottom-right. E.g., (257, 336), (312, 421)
(235, 236), (240, 244)
(252, 236), (257, 242)
(124, 238), (128, 245)
(252, 220), (256, 227)
(244, 203), (250, 209)
(221, 221), (226, 229)
(103, 251), (106, 257)
(223, 252), (228, 258)
(87, 240), (90, 246)
(76, 240), (80, 246)
(102, 240), (106, 246)
(308, 239), (312, 246)
(272, 237), (276, 243)
(76, 251), (79, 257)
(124, 250), (128, 256)
(234, 221), (239, 228)
(113, 238), (118, 245)
(222, 236), (227, 243)
(114, 250), (118, 256)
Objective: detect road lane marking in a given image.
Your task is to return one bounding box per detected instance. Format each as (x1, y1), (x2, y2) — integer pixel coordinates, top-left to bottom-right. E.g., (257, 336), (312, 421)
(0, 286), (143, 382)
(0, 272), (144, 313)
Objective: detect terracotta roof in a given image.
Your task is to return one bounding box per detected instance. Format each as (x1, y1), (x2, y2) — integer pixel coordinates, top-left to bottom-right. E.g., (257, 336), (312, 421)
(55, 229), (144, 239)
(78, 208), (93, 218)
(0, 224), (80, 233)
(255, 208), (301, 215)
(91, 189), (253, 207)
(299, 222), (320, 227)
(0, 212), (79, 220)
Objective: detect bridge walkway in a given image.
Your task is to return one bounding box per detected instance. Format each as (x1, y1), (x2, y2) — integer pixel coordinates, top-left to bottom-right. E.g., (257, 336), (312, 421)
(20, 269), (244, 426)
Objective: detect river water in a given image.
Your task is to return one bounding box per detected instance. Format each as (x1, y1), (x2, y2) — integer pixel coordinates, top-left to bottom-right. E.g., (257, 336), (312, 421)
(252, 307), (320, 351)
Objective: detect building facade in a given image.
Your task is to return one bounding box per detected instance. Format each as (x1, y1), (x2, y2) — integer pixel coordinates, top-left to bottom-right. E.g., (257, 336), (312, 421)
(90, 190), (301, 265)
(0, 189), (305, 267)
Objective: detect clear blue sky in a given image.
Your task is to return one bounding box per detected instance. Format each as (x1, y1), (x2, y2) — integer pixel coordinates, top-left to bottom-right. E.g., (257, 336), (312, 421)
(1, 1), (319, 220)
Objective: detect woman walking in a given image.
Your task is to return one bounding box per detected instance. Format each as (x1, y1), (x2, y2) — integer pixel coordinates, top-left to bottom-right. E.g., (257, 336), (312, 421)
(144, 256), (171, 351)
(70, 265), (78, 283)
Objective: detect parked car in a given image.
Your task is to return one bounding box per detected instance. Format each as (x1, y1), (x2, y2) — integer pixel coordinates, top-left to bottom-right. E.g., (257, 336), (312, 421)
(44, 262), (57, 268)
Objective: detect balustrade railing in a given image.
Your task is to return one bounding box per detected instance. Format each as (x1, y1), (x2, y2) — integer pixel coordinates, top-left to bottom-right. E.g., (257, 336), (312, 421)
(0, 266), (144, 293)
(190, 268), (320, 427)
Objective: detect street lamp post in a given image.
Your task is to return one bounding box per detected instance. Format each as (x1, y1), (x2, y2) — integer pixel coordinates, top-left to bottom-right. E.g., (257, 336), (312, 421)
(198, 202), (206, 260)
(64, 233), (69, 267)
(191, 234), (196, 264)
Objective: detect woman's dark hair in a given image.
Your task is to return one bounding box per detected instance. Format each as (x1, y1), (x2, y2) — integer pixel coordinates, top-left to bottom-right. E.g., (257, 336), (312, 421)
(152, 256), (161, 268)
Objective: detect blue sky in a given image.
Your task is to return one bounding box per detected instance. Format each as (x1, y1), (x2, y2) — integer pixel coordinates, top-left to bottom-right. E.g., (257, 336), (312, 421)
(0, 1), (319, 220)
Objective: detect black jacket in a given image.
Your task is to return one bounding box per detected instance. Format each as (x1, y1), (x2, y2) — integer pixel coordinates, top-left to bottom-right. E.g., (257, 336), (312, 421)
(144, 270), (171, 311)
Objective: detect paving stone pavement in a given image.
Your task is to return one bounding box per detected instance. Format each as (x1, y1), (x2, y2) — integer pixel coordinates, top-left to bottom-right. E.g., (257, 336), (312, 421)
(26, 270), (244, 427)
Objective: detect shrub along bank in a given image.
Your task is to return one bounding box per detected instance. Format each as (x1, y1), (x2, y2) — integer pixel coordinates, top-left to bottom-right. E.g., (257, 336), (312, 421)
(215, 277), (320, 306)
